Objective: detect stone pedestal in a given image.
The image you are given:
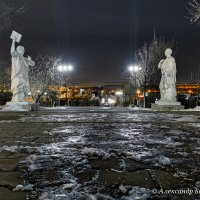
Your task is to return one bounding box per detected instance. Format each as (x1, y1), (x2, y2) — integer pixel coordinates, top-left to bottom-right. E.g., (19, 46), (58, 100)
(1, 101), (34, 112)
(31, 103), (40, 111)
(151, 101), (184, 111)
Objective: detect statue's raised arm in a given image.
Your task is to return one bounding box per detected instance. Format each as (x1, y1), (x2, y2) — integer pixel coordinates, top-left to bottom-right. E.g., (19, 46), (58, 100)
(10, 30), (22, 56)
(10, 38), (16, 56)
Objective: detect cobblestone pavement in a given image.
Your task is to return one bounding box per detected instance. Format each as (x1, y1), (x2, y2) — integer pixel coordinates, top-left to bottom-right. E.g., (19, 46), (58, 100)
(0, 107), (200, 200)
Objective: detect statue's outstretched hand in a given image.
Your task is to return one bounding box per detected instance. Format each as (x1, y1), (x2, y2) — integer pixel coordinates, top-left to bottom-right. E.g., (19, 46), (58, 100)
(27, 56), (35, 67)
(159, 59), (164, 64)
(27, 56), (31, 61)
(158, 59), (164, 68)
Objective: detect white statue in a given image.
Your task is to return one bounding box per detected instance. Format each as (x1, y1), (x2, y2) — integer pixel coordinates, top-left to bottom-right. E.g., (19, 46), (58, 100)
(10, 31), (35, 102)
(157, 48), (177, 102)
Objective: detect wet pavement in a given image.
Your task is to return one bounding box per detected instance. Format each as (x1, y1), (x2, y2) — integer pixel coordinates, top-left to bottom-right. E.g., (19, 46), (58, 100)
(0, 107), (200, 200)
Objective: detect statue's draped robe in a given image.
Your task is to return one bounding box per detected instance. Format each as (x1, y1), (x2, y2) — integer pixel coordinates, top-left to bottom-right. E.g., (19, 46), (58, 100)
(159, 57), (177, 102)
(11, 51), (33, 102)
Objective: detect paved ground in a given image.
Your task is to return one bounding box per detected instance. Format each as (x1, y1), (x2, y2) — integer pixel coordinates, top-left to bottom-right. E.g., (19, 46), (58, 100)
(0, 107), (200, 200)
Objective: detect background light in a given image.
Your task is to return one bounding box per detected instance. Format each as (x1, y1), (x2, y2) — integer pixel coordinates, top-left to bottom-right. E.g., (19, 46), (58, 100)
(128, 65), (141, 72)
(58, 65), (63, 72)
(115, 90), (123, 96)
(68, 65), (73, 71)
(58, 65), (73, 72)
(128, 65), (134, 72)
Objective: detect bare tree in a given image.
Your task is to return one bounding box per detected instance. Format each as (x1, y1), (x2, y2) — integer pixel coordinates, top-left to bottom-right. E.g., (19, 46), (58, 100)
(29, 55), (62, 103)
(133, 35), (177, 87)
(187, 0), (200, 23)
(0, 2), (25, 35)
(0, 2), (26, 91)
(0, 61), (11, 90)
(0, 62), (12, 105)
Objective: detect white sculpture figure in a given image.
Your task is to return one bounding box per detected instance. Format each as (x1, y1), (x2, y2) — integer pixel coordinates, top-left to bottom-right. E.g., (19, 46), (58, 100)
(157, 48), (177, 102)
(10, 32), (35, 102)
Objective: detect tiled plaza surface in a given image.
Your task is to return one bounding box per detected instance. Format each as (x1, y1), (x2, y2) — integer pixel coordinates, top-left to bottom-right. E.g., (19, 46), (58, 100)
(0, 107), (200, 200)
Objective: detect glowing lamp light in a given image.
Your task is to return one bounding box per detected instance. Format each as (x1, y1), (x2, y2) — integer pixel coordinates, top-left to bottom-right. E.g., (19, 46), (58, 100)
(63, 65), (68, 71)
(128, 65), (134, 72)
(128, 65), (141, 72)
(68, 65), (73, 71)
(58, 65), (63, 72)
(136, 90), (141, 94)
(58, 65), (73, 72)
(115, 91), (123, 96)
(108, 98), (116, 105)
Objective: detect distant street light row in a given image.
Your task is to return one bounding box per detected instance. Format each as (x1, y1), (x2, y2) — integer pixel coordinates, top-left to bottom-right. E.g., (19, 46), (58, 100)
(57, 65), (73, 72)
(128, 65), (142, 73)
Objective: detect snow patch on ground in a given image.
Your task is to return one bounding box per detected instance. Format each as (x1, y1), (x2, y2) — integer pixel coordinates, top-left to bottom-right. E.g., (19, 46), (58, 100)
(158, 155), (171, 165)
(0, 120), (17, 123)
(127, 107), (151, 111)
(147, 137), (183, 147)
(40, 106), (69, 110)
(0, 145), (36, 153)
(1, 104), (27, 112)
(121, 187), (151, 200)
(173, 115), (198, 122)
(81, 147), (109, 158)
(187, 123), (200, 128)
(13, 184), (34, 191)
(181, 106), (200, 111)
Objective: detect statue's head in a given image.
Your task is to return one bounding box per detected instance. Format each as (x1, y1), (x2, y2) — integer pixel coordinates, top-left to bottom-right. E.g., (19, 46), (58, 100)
(16, 46), (25, 55)
(165, 48), (172, 57)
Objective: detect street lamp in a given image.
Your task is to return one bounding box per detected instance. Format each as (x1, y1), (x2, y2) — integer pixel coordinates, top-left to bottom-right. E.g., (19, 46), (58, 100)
(128, 65), (142, 73)
(128, 65), (141, 106)
(115, 90), (124, 107)
(57, 64), (73, 106)
(58, 65), (73, 72)
(197, 65), (200, 107)
(115, 90), (123, 96)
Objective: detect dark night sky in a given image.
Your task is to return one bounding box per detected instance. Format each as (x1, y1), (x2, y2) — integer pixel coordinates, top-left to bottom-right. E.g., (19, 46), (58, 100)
(1, 0), (200, 83)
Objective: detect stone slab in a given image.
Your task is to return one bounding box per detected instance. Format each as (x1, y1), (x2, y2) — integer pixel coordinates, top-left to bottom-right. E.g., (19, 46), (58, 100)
(8, 153), (29, 159)
(89, 157), (121, 170)
(0, 187), (27, 200)
(1, 102), (34, 112)
(98, 170), (155, 188)
(76, 169), (97, 183)
(0, 158), (21, 172)
(125, 159), (153, 172)
(151, 103), (185, 111)
(0, 172), (23, 188)
(154, 170), (183, 190)
(0, 152), (12, 159)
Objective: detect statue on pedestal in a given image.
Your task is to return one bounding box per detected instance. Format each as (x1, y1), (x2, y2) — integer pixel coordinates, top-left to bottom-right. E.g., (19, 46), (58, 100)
(1, 31), (35, 111)
(157, 48), (177, 103)
(10, 31), (35, 102)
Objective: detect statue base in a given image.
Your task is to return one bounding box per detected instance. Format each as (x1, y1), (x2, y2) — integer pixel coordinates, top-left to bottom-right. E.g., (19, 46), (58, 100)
(151, 101), (184, 111)
(155, 100), (181, 106)
(1, 101), (34, 112)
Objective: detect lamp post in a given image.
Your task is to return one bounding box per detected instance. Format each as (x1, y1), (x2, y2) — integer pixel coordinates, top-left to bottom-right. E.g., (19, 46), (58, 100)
(128, 65), (142, 106)
(197, 65), (200, 107)
(57, 64), (73, 106)
(115, 90), (124, 107)
(144, 74), (147, 108)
